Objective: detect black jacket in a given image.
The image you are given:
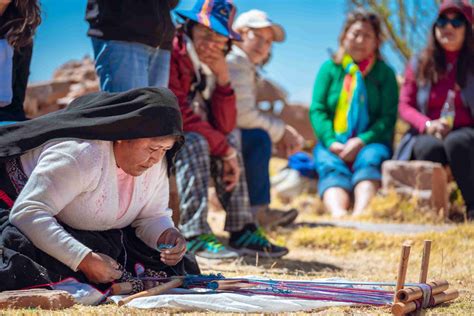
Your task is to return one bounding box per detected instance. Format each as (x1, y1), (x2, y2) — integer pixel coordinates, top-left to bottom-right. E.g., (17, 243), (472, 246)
(85, 0), (178, 50)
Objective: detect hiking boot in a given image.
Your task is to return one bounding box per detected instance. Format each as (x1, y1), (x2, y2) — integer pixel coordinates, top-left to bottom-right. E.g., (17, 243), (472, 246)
(187, 234), (239, 259)
(256, 207), (298, 228)
(229, 224), (289, 258)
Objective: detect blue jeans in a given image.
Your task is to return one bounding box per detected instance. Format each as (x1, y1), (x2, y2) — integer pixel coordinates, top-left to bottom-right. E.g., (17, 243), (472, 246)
(241, 129), (272, 206)
(91, 38), (170, 92)
(313, 143), (391, 197)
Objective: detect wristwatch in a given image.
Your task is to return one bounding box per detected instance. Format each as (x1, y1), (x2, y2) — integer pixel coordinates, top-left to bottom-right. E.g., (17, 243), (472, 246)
(425, 120), (432, 133)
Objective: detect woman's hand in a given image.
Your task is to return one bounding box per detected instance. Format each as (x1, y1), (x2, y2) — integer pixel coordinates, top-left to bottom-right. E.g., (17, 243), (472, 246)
(339, 137), (364, 163)
(222, 147), (240, 192)
(200, 44), (230, 86)
(78, 252), (123, 284)
(157, 228), (187, 266)
(329, 142), (345, 155)
(425, 119), (450, 139)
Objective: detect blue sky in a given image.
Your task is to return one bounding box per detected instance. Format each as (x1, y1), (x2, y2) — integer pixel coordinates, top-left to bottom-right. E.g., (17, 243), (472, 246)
(30, 0), (428, 104)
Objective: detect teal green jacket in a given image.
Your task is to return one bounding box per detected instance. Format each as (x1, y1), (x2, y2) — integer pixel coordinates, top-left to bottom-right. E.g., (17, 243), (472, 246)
(309, 59), (399, 148)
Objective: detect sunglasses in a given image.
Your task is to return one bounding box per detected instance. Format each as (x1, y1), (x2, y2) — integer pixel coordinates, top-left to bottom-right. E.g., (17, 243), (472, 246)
(435, 15), (465, 28)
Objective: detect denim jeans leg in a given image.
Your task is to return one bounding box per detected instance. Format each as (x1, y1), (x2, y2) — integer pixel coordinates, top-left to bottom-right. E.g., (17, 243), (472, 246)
(352, 143), (391, 187)
(149, 49), (171, 88)
(91, 38), (150, 92)
(241, 129), (272, 206)
(313, 144), (353, 196)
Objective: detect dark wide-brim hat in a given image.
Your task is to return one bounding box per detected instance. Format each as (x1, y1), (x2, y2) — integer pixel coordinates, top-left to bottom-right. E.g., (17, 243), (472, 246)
(0, 87), (184, 174)
(439, 0), (473, 24)
(176, 0), (242, 41)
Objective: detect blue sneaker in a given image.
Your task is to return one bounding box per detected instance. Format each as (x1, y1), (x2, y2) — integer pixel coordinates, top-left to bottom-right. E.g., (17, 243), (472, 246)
(187, 233), (239, 259)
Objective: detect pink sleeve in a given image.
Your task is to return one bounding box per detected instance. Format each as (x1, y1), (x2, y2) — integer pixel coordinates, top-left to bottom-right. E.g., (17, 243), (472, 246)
(398, 63), (430, 133)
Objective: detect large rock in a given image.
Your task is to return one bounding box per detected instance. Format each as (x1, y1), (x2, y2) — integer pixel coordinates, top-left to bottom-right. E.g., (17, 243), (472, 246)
(382, 160), (449, 217)
(25, 56), (99, 118)
(0, 289), (75, 310)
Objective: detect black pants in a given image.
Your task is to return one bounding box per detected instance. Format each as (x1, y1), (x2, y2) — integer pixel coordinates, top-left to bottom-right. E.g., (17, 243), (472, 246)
(413, 127), (474, 209)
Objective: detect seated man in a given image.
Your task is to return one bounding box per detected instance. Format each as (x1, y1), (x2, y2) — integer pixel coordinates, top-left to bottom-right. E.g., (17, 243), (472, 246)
(170, 0), (287, 259)
(227, 10), (303, 227)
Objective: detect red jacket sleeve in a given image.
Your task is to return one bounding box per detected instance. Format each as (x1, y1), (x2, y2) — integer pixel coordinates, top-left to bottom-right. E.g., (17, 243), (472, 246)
(398, 63), (430, 133)
(168, 49), (230, 157)
(208, 83), (237, 134)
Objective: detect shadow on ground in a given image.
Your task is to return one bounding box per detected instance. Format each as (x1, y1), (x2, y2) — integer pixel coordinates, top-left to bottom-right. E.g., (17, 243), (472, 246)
(239, 256), (341, 274)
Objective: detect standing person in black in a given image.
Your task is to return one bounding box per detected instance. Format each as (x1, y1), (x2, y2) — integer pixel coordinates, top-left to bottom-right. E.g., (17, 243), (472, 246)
(85, 0), (179, 92)
(0, 0), (41, 122)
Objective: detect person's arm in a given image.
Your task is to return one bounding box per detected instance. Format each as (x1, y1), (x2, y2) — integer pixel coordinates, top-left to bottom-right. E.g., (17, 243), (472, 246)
(228, 57), (286, 142)
(358, 64), (399, 144)
(168, 49), (230, 156)
(398, 62), (431, 133)
(131, 160), (174, 249)
(309, 61), (337, 148)
(208, 83), (237, 134)
(9, 144), (99, 271)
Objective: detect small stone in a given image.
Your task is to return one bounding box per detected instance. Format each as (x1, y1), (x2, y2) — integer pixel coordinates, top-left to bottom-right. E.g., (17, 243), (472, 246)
(0, 289), (75, 310)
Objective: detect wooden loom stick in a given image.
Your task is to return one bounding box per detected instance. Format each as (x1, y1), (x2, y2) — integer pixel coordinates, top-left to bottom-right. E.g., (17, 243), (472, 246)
(391, 289), (459, 316)
(118, 278), (183, 306)
(394, 243), (411, 303)
(396, 280), (449, 303)
(419, 240), (432, 284)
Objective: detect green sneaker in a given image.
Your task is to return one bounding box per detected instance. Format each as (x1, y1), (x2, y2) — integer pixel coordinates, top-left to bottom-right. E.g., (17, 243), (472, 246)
(187, 233), (239, 259)
(229, 224), (289, 258)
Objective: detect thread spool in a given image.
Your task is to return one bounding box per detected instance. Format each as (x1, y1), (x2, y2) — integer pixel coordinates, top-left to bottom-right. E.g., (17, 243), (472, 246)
(391, 289), (459, 316)
(396, 280), (449, 303)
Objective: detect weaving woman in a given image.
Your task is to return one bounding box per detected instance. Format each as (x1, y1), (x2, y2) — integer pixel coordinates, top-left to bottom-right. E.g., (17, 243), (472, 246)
(0, 87), (198, 292)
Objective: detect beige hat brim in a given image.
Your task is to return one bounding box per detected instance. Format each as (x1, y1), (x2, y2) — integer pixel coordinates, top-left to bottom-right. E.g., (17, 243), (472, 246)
(235, 21), (286, 42)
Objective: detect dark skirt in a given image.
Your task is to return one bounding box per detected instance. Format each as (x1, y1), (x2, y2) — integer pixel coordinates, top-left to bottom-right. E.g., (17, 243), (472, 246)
(0, 159), (199, 292)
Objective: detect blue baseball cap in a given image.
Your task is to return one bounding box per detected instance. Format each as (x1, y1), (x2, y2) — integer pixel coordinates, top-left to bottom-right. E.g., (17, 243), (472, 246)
(176, 0), (242, 41)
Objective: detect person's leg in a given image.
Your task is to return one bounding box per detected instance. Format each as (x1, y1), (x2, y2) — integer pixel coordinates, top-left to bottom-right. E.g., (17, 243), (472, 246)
(175, 133), (213, 238)
(91, 38), (149, 92)
(240, 129), (271, 208)
(352, 143), (391, 216)
(213, 131), (254, 234)
(323, 187), (351, 218)
(175, 133), (239, 259)
(444, 128), (474, 220)
(412, 134), (448, 164)
(148, 48), (171, 88)
(240, 128), (297, 227)
(352, 180), (379, 216)
(218, 131), (288, 257)
(313, 144), (353, 218)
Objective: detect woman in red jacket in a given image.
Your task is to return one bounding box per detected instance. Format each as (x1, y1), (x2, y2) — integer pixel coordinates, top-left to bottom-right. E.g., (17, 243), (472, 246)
(395, 0), (474, 220)
(170, 0), (288, 259)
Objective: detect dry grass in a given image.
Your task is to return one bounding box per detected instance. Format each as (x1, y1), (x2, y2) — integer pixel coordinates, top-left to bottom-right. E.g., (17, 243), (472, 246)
(3, 223), (472, 315)
(2, 156), (473, 315)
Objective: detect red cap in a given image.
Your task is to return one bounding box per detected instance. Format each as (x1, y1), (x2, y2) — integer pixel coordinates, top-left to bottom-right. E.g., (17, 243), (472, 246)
(439, 0), (473, 24)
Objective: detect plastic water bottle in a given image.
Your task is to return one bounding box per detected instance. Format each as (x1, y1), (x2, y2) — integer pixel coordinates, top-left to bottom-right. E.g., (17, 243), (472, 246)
(440, 89), (456, 128)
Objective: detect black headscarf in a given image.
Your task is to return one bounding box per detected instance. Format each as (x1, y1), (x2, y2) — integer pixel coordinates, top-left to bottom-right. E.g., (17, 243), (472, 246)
(0, 87), (184, 173)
